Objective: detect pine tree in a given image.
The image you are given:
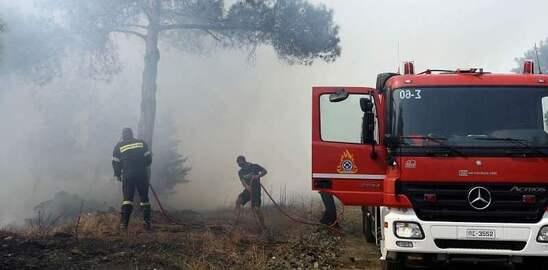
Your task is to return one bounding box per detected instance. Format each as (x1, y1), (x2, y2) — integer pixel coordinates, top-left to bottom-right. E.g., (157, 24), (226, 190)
(151, 113), (191, 193)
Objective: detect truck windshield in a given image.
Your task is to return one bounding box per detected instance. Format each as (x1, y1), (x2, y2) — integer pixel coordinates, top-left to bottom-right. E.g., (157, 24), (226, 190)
(391, 87), (548, 149)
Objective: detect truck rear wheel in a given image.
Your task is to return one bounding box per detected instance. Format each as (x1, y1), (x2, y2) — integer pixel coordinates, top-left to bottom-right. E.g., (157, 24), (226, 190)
(362, 206), (375, 243)
(381, 260), (405, 270)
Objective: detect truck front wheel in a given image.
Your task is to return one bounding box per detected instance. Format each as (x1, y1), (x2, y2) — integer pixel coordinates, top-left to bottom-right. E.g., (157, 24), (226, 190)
(381, 260), (405, 270)
(519, 257), (548, 270)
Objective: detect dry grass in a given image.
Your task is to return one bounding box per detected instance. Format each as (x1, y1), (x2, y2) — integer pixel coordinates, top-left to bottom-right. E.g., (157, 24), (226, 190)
(78, 212), (119, 236)
(3, 196), (350, 269)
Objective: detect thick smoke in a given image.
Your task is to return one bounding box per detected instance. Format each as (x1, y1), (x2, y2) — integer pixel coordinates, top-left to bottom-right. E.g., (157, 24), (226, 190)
(2, 0), (548, 226)
(0, 7), (318, 225)
(0, 34), (315, 224)
(0, 44), (142, 225)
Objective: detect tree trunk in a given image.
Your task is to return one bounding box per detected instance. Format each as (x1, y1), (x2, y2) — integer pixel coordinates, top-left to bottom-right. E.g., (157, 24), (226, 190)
(137, 4), (161, 147)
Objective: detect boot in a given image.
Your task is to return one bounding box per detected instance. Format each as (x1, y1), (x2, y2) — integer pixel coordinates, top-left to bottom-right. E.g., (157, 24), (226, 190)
(143, 221), (152, 231)
(120, 203), (133, 231)
(142, 203), (152, 231)
(319, 211), (329, 225)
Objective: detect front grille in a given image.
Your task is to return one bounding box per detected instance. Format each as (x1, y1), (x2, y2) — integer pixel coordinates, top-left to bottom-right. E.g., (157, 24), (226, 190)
(399, 183), (547, 223)
(434, 239), (526, 251)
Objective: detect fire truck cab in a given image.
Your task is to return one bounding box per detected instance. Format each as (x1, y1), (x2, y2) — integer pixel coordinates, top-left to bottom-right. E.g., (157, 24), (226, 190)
(312, 61), (548, 269)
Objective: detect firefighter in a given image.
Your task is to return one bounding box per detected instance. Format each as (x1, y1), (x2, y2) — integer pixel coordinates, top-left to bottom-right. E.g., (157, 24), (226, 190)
(234, 156), (268, 231)
(112, 127), (153, 231)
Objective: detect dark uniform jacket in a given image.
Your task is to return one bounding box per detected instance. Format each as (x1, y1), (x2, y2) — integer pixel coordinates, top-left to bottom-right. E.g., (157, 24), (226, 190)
(112, 139), (152, 179)
(238, 163), (267, 186)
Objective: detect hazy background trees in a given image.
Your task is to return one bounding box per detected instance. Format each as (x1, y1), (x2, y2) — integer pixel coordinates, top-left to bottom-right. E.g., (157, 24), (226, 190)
(5, 0), (545, 225)
(514, 40), (548, 127)
(0, 0), (340, 224)
(152, 113), (191, 193)
(0, 11), (69, 84)
(30, 0), (340, 195)
(41, 0), (341, 147)
(0, 18), (4, 59)
(514, 39), (548, 74)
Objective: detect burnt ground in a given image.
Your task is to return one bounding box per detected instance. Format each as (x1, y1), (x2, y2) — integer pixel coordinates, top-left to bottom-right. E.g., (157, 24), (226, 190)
(0, 205), (346, 270)
(0, 206), (520, 270)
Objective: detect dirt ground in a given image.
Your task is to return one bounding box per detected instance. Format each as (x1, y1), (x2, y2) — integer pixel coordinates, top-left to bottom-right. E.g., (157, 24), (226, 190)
(0, 205), (521, 269)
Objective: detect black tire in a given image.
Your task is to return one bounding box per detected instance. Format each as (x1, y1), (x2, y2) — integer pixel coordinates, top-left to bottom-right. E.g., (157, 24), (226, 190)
(518, 257), (548, 270)
(362, 206), (375, 243)
(381, 260), (405, 270)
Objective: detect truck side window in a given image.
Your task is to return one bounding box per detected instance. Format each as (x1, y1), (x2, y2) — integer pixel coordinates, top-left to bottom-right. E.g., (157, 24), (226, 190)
(543, 96), (548, 133)
(320, 94), (378, 143)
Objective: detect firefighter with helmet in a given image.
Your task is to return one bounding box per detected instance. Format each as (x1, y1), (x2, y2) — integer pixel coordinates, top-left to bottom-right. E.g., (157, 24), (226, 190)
(112, 127), (153, 231)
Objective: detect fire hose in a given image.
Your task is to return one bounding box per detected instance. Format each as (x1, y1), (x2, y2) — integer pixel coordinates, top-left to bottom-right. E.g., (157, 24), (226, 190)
(149, 181), (344, 233)
(149, 184), (187, 226)
(259, 183), (344, 232)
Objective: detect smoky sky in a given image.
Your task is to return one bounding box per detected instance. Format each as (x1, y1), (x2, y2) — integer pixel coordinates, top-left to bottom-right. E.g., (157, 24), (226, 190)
(1, 0), (548, 217)
(158, 0), (548, 209)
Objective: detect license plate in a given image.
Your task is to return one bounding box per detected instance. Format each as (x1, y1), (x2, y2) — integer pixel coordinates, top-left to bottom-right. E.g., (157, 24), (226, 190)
(466, 229), (496, 239)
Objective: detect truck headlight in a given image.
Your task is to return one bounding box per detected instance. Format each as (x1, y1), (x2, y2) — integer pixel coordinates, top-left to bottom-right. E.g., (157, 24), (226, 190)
(537, 226), (548, 242)
(394, 221), (424, 239)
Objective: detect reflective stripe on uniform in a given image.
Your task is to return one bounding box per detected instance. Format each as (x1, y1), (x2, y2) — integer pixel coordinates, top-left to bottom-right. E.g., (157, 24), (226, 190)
(140, 202), (151, 206)
(122, 200), (133, 205)
(112, 157), (120, 162)
(144, 151), (151, 156)
(120, 142), (144, 153)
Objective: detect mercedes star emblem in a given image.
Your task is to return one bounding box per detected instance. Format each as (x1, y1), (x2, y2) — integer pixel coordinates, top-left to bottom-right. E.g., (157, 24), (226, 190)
(468, 186), (492, 210)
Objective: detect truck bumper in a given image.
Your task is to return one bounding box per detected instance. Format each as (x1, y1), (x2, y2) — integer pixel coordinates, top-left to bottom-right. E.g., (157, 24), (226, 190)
(381, 207), (548, 260)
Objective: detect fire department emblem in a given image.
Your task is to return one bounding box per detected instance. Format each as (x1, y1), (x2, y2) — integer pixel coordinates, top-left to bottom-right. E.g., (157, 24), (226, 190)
(337, 150), (358, 174)
(405, 159), (417, 169)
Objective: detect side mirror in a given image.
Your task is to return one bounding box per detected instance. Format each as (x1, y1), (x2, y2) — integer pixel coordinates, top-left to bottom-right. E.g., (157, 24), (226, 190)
(329, 88), (349, 102)
(360, 97), (374, 113)
(361, 98), (375, 144)
(384, 134), (400, 147)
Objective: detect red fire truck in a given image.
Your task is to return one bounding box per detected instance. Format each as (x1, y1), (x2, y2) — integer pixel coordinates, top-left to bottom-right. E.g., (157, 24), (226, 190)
(312, 61), (548, 269)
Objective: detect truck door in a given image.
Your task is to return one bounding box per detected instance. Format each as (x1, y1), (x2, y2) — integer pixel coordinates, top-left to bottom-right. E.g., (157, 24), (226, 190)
(312, 87), (386, 206)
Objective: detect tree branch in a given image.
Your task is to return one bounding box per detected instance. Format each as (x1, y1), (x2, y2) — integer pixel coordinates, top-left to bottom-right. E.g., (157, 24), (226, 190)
(160, 8), (219, 22)
(126, 24), (148, 29)
(160, 9), (194, 18)
(110, 29), (147, 40)
(141, 1), (152, 22)
(204, 29), (222, 42)
(160, 23), (254, 32)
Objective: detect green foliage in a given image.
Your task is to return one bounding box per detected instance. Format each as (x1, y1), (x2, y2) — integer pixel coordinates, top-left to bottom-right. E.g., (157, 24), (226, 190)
(514, 39), (548, 74)
(41, 0), (341, 66)
(25, 0), (340, 192)
(225, 0), (341, 65)
(151, 113), (191, 193)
